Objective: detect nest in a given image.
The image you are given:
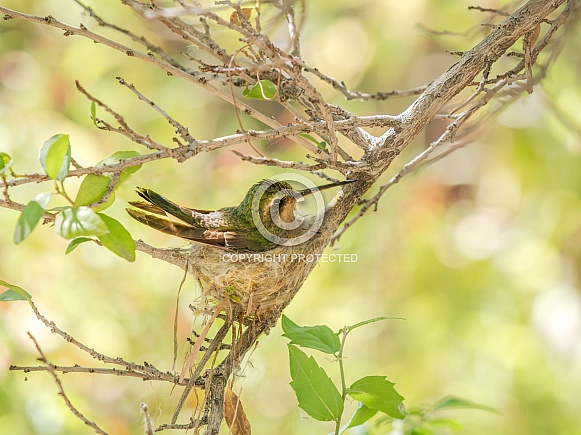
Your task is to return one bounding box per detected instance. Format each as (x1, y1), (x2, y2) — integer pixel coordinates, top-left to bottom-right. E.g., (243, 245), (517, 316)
(188, 241), (326, 317)
(138, 238), (327, 318)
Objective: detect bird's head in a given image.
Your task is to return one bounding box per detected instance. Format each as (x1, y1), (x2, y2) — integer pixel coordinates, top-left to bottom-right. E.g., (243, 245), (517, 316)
(240, 178), (356, 227)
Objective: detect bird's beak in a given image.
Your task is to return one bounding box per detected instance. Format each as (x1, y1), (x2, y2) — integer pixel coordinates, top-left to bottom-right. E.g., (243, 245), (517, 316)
(298, 179), (357, 197)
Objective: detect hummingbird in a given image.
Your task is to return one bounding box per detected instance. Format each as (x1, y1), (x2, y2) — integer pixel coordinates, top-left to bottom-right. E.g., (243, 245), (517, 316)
(127, 178), (356, 252)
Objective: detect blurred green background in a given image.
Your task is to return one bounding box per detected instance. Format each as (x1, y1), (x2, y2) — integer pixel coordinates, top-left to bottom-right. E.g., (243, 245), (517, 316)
(1, 0), (580, 434)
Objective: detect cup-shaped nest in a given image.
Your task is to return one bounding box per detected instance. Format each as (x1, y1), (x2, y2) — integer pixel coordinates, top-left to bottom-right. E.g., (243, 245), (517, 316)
(188, 241), (326, 317)
(138, 239), (327, 318)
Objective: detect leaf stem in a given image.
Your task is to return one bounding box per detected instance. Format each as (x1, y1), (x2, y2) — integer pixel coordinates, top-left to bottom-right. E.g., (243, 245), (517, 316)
(334, 326), (350, 435)
(56, 181), (74, 205)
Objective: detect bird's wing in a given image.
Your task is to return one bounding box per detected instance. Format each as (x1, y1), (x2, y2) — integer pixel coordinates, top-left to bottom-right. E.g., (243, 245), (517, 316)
(127, 208), (256, 249)
(127, 208), (208, 240)
(135, 187), (214, 227)
(128, 200), (212, 217)
(127, 201), (167, 216)
(222, 232), (252, 249)
(184, 206), (213, 214)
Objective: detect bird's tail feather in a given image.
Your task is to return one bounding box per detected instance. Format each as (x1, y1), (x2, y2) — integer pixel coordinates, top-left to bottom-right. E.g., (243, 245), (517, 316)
(126, 208), (227, 247)
(135, 188), (201, 226)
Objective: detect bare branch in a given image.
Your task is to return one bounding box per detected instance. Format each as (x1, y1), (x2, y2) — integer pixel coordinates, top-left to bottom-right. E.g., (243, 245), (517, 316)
(25, 297), (172, 380)
(76, 81), (169, 151)
(116, 76), (195, 145)
(141, 403), (155, 435)
(71, 0), (179, 67)
(333, 121), (471, 242)
(0, 6), (324, 155)
(172, 315), (230, 424)
(230, 150), (326, 171)
(27, 333), (109, 435)
(296, 57), (430, 101)
(9, 363), (185, 384)
(2, 1), (578, 433)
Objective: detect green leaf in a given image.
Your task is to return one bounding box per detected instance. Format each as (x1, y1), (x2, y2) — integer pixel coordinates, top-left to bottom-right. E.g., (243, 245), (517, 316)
(65, 237), (94, 254)
(97, 150), (140, 170)
(348, 376), (405, 419)
(300, 134), (327, 152)
(90, 101), (97, 126)
(74, 174), (115, 210)
(39, 134), (71, 181)
(433, 396), (496, 413)
(97, 214), (136, 261)
(242, 79), (277, 99)
(55, 206), (108, 239)
(0, 152), (13, 175)
(0, 279), (31, 301)
(226, 285), (241, 303)
(288, 344), (343, 422)
(97, 150), (142, 185)
(426, 418), (463, 432)
(282, 315), (341, 354)
(14, 192), (52, 244)
(340, 403), (378, 433)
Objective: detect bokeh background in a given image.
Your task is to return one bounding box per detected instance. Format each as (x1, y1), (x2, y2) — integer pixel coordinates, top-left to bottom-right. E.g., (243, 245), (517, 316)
(1, 0), (580, 434)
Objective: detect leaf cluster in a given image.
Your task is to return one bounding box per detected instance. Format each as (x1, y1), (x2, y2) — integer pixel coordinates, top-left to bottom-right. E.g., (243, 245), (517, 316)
(10, 134), (140, 261)
(282, 315), (493, 434)
(282, 315), (405, 434)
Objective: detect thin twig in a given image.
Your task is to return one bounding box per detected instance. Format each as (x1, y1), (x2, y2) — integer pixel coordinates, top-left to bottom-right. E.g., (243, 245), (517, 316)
(71, 0), (179, 67)
(24, 297), (172, 380)
(172, 312), (230, 424)
(9, 364), (187, 384)
(332, 76), (510, 244)
(285, 1), (301, 57)
(0, 6), (323, 155)
(450, 61), (492, 115)
(116, 77), (195, 144)
(27, 332), (109, 435)
(76, 81), (169, 151)
(297, 57), (430, 101)
(173, 262), (189, 372)
(141, 403), (155, 435)
(230, 150), (326, 171)
(468, 5), (510, 17)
